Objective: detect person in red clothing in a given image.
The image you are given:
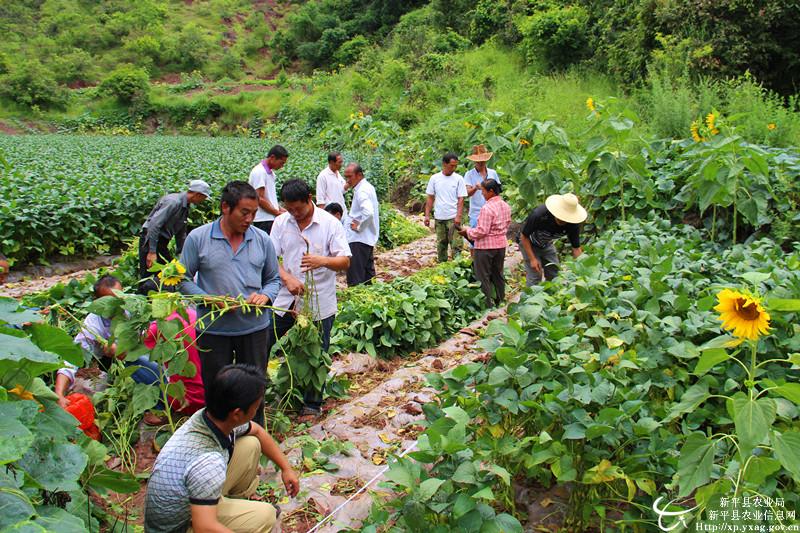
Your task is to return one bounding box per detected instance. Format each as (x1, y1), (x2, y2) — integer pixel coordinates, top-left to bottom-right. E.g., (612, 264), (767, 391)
(144, 307), (205, 415)
(459, 179), (511, 307)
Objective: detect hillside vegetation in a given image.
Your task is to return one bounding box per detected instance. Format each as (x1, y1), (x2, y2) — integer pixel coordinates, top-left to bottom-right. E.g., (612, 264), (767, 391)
(0, 0), (798, 147)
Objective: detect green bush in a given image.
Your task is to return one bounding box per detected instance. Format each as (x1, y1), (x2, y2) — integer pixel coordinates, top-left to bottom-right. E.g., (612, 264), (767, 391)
(100, 65), (150, 104)
(0, 60), (67, 110)
(519, 5), (591, 70)
(335, 35), (370, 65)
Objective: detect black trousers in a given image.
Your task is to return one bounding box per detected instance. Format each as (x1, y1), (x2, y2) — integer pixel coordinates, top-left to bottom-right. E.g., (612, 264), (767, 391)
(473, 247), (506, 307)
(346, 242), (375, 286)
(197, 327), (270, 426)
(253, 220), (274, 234)
(138, 231), (173, 294)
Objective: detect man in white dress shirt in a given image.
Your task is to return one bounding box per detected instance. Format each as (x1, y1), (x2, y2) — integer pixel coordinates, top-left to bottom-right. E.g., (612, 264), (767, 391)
(315, 152), (346, 211)
(248, 145), (288, 234)
(267, 179), (351, 415)
(343, 163), (379, 286)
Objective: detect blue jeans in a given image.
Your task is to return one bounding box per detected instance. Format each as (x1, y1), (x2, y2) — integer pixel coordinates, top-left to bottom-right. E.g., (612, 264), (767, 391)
(127, 356), (165, 409)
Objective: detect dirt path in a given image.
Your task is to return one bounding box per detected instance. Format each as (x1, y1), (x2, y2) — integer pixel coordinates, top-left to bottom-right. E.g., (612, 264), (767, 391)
(2, 216), (437, 299)
(264, 245), (525, 532)
(0, 256), (118, 299)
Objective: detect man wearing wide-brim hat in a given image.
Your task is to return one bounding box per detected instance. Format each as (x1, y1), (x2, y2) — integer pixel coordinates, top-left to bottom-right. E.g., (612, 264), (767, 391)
(138, 179), (211, 294)
(518, 193), (587, 286)
(464, 144), (500, 230)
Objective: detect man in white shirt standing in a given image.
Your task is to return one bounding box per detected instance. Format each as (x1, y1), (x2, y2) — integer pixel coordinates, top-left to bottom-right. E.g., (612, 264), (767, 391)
(344, 163), (379, 286)
(424, 152), (467, 263)
(267, 179), (351, 415)
(248, 145), (288, 234)
(316, 152), (346, 211)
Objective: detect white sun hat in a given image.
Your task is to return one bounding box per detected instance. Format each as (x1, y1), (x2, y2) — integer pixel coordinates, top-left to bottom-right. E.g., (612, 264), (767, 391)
(545, 193), (587, 224)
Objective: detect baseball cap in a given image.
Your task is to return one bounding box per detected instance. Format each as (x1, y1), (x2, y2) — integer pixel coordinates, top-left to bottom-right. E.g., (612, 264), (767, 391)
(188, 179), (211, 198)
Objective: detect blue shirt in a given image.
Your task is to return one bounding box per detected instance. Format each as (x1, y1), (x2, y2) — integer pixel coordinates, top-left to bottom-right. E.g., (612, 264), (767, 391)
(464, 168), (500, 221)
(179, 220), (281, 336)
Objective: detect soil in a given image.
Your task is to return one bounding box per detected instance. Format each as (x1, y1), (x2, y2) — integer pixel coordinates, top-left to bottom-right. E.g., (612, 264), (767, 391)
(0, 255), (119, 299)
(0, 120), (23, 135)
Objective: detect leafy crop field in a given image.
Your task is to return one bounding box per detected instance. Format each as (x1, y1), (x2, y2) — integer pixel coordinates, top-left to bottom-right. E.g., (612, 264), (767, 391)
(0, 135), (387, 264)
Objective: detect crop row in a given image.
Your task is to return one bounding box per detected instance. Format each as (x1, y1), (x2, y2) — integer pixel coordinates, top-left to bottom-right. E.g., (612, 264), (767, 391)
(363, 218), (800, 531)
(0, 134), (388, 264)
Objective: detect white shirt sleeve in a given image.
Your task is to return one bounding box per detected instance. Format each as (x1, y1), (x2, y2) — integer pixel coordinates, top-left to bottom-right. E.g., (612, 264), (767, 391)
(457, 177), (468, 197)
(316, 170), (328, 204)
(329, 220), (352, 257)
(425, 176), (436, 196)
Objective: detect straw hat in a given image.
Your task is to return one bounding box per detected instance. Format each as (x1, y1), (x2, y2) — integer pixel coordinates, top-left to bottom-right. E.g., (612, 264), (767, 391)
(466, 144), (493, 162)
(545, 193), (587, 224)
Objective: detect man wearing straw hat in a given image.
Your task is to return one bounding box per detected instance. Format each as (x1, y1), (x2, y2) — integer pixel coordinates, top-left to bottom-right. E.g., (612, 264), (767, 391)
(464, 144), (500, 228)
(518, 193), (587, 286)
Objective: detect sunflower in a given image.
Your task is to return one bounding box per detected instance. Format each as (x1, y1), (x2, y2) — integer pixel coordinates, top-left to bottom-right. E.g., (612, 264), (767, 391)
(158, 259), (187, 287)
(586, 97), (596, 112)
(714, 288), (771, 340)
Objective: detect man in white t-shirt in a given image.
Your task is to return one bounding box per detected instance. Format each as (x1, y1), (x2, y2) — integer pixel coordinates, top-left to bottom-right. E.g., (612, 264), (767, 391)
(267, 179), (351, 416)
(344, 163), (379, 286)
(248, 145), (288, 234)
(316, 152), (346, 211)
(424, 152), (467, 263)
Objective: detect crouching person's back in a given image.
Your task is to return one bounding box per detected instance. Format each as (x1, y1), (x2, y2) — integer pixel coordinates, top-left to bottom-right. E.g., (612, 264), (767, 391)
(145, 365), (299, 532)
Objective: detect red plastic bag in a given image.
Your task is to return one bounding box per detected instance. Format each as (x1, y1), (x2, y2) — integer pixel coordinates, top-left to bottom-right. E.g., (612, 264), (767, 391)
(64, 393), (101, 441)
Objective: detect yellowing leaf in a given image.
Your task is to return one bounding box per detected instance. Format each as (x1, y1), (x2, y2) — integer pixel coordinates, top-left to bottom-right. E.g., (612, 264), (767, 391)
(605, 337), (625, 349)
(372, 453), (385, 465)
(319, 482), (332, 492)
(378, 433), (392, 444)
(386, 408), (397, 419)
(540, 497), (553, 508)
(9, 384), (35, 401)
(488, 424), (505, 438)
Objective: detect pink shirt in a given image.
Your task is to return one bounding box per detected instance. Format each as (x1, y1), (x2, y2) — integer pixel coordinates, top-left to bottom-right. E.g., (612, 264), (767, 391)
(145, 308), (205, 415)
(467, 195), (511, 250)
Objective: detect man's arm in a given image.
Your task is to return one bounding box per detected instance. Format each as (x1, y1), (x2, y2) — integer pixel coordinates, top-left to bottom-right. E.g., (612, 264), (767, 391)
(301, 255), (350, 273)
(255, 187), (283, 216)
(279, 264), (304, 296)
(351, 189), (374, 232)
(248, 422), (300, 497)
(145, 199), (181, 254)
(424, 195), (434, 227)
(189, 506), (233, 533)
(520, 235), (542, 274)
(455, 197), (465, 227)
(179, 233), (208, 296)
(466, 209), (490, 241)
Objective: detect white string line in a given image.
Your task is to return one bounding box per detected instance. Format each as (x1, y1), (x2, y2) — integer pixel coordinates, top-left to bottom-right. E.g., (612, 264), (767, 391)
(304, 440), (419, 533)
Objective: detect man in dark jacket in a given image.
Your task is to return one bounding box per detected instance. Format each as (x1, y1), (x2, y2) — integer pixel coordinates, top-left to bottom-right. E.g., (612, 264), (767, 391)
(138, 180), (210, 294)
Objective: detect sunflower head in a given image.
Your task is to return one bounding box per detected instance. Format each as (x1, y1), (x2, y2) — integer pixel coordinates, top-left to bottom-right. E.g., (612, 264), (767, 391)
(586, 97), (596, 112)
(714, 288), (771, 340)
(158, 259), (187, 287)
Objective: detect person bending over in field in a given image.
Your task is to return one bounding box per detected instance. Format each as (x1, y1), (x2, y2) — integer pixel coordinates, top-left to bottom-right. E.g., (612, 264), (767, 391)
(518, 193), (587, 287)
(145, 364), (299, 533)
(54, 275), (163, 411)
(323, 202), (344, 221)
(138, 180), (211, 294)
(268, 179), (351, 417)
(179, 180), (281, 427)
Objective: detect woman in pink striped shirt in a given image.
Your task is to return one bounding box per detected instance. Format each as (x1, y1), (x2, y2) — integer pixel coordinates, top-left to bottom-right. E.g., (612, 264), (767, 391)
(459, 179), (511, 307)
